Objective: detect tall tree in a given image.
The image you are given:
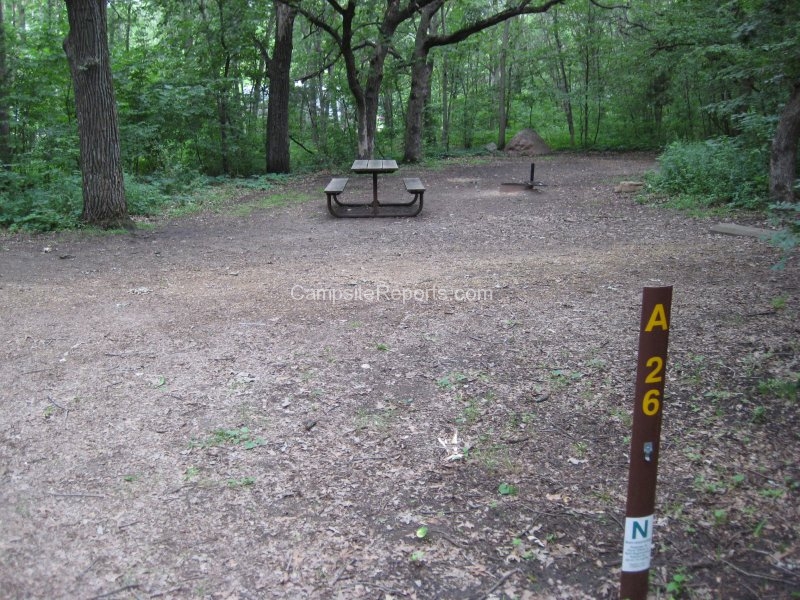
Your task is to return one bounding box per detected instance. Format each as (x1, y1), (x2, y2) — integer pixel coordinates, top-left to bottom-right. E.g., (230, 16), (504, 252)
(263, 1), (296, 173)
(771, 80), (800, 202)
(63, 0), (131, 229)
(497, 17), (511, 149)
(403, 0), (443, 162)
(0, 1), (11, 168)
(402, 0), (566, 162)
(293, 0), (441, 159)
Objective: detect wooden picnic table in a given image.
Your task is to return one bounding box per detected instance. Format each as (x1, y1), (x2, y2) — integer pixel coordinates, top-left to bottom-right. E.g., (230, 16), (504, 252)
(351, 159), (399, 207)
(323, 158), (425, 218)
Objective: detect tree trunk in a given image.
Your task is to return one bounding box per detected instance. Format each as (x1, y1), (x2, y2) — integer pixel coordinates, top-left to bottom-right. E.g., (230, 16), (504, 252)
(266, 1), (296, 173)
(403, 1), (441, 163)
(497, 18), (510, 150)
(63, 0), (131, 230)
(0, 1), (12, 168)
(359, 71), (383, 159)
(441, 52), (450, 151)
(770, 79), (800, 202)
(552, 11), (574, 147)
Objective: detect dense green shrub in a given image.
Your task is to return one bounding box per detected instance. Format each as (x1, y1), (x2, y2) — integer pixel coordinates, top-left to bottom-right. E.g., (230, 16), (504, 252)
(769, 197), (800, 268)
(0, 170), (83, 232)
(647, 138), (769, 209)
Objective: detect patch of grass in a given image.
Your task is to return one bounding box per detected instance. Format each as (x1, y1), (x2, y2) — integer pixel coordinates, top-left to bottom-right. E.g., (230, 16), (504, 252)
(609, 407), (633, 429)
(436, 371), (468, 390)
(759, 486), (785, 499)
(712, 508), (728, 526)
(549, 369), (583, 389)
(757, 375), (798, 403)
(752, 519), (766, 537)
(456, 398), (481, 425)
(192, 426), (266, 450)
(693, 475), (724, 495)
(226, 476), (256, 488)
(572, 441), (588, 458)
(230, 191), (314, 217)
(466, 434), (515, 472)
(771, 295), (788, 310)
(665, 569), (691, 598)
(498, 482), (518, 496)
(730, 473), (746, 488)
(586, 357), (607, 370)
(751, 405), (767, 424)
(355, 408), (396, 431)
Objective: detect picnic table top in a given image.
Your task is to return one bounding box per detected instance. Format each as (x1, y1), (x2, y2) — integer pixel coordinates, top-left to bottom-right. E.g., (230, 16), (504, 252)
(351, 159), (398, 173)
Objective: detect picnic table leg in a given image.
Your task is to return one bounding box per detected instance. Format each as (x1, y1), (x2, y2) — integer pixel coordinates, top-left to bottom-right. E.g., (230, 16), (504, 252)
(371, 172), (378, 215)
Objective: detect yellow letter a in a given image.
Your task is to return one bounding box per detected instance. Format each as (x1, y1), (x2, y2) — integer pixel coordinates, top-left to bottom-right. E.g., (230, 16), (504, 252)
(645, 304), (669, 332)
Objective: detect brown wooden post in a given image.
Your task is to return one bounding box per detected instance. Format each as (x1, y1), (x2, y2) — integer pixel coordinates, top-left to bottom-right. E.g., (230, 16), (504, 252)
(620, 286), (673, 600)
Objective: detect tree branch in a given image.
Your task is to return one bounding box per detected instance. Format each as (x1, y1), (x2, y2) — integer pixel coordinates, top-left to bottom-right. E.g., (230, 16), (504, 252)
(425, 0), (567, 50)
(295, 50), (342, 83)
(589, 0), (630, 10)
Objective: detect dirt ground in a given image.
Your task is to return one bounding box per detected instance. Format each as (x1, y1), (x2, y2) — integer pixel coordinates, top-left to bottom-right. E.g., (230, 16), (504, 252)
(1, 154), (798, 600)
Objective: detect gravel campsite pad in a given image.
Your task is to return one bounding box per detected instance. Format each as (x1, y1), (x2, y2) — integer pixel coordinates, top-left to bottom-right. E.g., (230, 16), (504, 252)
(1, 154), (798, 599)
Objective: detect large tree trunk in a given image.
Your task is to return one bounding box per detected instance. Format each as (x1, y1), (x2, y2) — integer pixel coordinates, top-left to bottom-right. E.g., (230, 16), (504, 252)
(497, 18), (510, 150)
(770, 79), (800, 202)
(63, 0), (131, 230)
(441, 51), (450, 152)
(266, 1), (296, 173)
(403, 1), (441, 163)
(359, 70), (383, 159)
(0, 1), (12, 168)
(551, 11), (575, 147)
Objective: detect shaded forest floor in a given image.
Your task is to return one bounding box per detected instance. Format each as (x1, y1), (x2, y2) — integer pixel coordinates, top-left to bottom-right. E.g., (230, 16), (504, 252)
(1, 153), (798, 599)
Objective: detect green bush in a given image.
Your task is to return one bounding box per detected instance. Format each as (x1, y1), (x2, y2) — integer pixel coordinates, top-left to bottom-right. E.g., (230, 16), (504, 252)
(0, 170), (83, 232)
(769, 197), (800, 268)
(648, 137), (769, 209)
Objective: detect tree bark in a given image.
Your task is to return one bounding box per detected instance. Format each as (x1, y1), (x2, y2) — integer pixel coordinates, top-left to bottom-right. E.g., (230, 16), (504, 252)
(0, 1), (12, 168)
(551, 10), (575, 147)
(63, 0), (131, 230)
(403, 1), (442, 163)
(770, 79), (800, 203)
(497, 19), (511, 150)
(266, 1), (296, 173)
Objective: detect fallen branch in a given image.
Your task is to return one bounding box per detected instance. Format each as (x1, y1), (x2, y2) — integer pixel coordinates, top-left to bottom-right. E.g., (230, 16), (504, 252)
(722, 559), (799, 585)
(88, 583), (139, 600)
(49, 492), (106, 499)
(329, 558), (355, 586)
(476, 568), (522, 600)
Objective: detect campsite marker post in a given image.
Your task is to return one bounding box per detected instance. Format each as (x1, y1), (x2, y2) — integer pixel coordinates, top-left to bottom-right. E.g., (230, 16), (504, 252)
(620, 286), (673, 600)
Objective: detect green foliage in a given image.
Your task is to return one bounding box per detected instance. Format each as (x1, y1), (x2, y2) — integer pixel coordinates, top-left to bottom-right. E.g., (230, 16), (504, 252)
(498, 482), (518, 496)
(0, 168), (83, 232)
(769, 200), (800, 268)
(1, 0), (795, 231)
(647, 138), (769, 210)
(666, 568), (690, 598)
(194, 426), (266, 450)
